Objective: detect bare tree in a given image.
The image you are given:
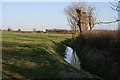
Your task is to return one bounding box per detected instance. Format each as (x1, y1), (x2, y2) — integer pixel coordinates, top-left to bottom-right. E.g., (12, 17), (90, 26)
(64, 2), (96, 37)
(94, 1), (120, 25)
(110, 1), (120, 12)
(87, 6), (97, 31)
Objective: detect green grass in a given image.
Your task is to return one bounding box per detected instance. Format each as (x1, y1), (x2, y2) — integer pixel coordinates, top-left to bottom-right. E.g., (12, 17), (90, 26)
(2, 31), (96, 79)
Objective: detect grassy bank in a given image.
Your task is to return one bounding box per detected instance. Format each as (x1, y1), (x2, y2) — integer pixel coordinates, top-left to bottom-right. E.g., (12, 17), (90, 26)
(2, 31), (96, 79)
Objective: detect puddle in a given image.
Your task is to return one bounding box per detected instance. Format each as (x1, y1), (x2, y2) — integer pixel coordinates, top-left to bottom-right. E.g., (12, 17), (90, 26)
(64, 46), (81, 69)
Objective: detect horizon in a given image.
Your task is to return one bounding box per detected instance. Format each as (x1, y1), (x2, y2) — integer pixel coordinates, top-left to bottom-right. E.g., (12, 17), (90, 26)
(2, 2), (118, 31)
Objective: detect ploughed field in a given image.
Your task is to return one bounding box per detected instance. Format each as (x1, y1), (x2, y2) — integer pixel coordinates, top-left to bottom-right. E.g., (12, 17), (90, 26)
(2, 31), (95, 79)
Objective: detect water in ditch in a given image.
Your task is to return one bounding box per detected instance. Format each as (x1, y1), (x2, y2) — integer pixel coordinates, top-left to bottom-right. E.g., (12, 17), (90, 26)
(64, 46), (81, 69)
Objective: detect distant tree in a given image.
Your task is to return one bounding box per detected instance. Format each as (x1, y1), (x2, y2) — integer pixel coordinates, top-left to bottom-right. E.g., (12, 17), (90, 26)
(7, 28), (11, 31)
(46, 29), (48, 32)
(18, 29), (21, 32)
(33, 28), (36, 32)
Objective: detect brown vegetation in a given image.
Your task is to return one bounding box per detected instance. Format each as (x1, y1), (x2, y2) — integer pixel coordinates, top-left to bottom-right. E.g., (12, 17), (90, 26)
(70, 30), (120, 80)
(46, 29), (72, 34)
(2, 29), (73, 34)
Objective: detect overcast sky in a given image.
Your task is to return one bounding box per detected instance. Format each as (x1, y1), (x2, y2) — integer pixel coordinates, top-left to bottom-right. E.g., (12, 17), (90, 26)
(2, 2), (118, 31)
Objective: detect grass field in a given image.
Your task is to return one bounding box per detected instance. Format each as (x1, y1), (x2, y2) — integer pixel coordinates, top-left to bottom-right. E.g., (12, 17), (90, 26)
(2, 31), (95, 79)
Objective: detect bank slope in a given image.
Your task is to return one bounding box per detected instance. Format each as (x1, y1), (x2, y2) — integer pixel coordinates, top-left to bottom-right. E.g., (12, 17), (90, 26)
(2, 31), (96, 79)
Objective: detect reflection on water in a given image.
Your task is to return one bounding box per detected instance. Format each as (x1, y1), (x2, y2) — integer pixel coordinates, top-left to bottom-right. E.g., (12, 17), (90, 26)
(64, 47), (81, 69)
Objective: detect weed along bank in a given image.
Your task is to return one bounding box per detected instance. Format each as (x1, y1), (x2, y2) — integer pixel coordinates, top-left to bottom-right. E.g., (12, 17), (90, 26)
(69, 31), (120, 80)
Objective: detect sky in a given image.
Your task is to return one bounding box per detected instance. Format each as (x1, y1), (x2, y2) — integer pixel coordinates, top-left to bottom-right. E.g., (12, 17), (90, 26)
(2, 2), (118, 31)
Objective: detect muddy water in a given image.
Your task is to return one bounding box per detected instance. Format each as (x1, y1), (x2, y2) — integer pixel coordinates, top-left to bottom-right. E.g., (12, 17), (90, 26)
(64, 47), (81, 69)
